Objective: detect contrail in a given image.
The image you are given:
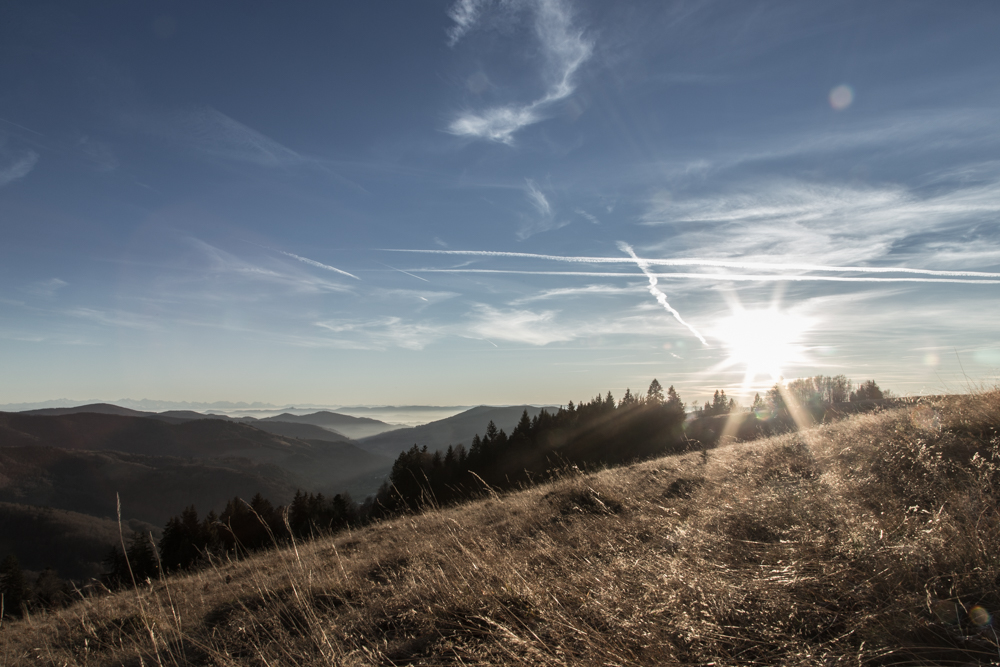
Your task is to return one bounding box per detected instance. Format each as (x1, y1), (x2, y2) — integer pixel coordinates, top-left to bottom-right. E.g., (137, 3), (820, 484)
(404, 269), (1000, 284)
(383, 248), (1000, 279)
(618, 242), (708, 345)
(279, 250), (360, 280)
(376, 261), (429, 282)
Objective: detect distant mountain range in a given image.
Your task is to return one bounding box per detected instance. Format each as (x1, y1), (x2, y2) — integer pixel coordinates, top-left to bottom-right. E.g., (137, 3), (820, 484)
(0, 398), (474, 417)
(19, 403), (403, 440)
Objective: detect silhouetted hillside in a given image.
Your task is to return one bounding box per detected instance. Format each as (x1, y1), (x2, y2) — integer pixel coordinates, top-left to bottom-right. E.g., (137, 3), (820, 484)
(0, 502), (156, 579)
(21, 403), (152, 418)
(0, 446), (298, 526)
(0, 412), (394, 527)
(358, 405), (553, 457)
(240, 420), (354, 444)
(0, 411), (295, 457)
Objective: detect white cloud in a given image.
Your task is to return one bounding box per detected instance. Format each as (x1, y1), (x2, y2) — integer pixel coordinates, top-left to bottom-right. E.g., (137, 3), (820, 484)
(446, 0), (493, 46)
(447, 0), (593, 144)
(0, 150), (39, 186)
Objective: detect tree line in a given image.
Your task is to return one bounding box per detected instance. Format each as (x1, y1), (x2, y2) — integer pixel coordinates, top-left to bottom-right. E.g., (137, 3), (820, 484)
(372, 379), (688, 513)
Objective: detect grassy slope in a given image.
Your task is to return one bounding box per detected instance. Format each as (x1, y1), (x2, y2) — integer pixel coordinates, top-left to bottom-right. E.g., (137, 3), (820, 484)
(4, 393), (1000, 665)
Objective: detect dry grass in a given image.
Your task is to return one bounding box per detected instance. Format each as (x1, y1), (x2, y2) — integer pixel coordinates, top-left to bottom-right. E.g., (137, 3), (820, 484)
(4, 392), (1000, 666)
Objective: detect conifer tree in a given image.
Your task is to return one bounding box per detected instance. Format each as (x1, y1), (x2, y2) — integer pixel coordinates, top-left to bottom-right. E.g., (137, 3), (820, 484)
(647, 379), (665, 404)
(619, 388), (634, 407)
(0, 554), (28, 617)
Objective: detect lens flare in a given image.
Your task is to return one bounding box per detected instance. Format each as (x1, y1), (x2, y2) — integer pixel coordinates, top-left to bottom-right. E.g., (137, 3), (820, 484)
(829, 84), (853, 110)
(970, 605), (992, 627)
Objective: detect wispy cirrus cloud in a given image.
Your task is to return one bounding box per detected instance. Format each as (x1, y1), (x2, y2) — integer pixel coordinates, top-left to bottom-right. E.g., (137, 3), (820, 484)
(177, 107), (306, 168)
(0, 149), (39, 187)
(643, 177), (1000, 268)
(315, 317), (445, 351)
(446, 0), (491, 46)
(24, 278), (68, 297)
(134, 106), (366, 190)
(446, 0), (593, 144)
(77, 136), (119, 172)
(466, 304), (574, 345)
(525, 179), (551, 216)
(517, 179), (570, 239)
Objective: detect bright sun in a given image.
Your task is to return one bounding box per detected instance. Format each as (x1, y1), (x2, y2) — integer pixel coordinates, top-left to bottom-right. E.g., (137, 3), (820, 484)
(712, 307), (812, 383)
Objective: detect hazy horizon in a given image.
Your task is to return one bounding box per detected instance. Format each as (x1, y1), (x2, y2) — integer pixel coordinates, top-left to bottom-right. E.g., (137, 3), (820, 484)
(2, 1), (998, 407)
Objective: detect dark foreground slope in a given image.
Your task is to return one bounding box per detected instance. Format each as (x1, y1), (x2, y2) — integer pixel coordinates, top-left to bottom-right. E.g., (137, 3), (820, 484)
(4, 393), (1000, 665)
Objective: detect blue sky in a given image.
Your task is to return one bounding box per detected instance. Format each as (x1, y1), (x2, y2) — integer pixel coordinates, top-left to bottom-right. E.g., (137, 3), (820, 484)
(2, 1), (999, 408)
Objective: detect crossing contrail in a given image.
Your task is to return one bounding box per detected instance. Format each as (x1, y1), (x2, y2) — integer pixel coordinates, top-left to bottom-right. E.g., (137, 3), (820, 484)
(617, 242), (708, 345)
(402, 268), (1000, 284)
(279, 250), (360, 280)
(382, 248), (1000, 279)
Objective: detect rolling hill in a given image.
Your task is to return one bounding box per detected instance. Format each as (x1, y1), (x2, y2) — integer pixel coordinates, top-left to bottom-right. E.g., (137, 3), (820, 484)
(258, 411), (402, 439)
(357, 404), (555, 457)
(21, 403), (154, 418)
